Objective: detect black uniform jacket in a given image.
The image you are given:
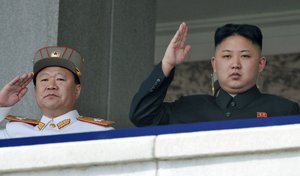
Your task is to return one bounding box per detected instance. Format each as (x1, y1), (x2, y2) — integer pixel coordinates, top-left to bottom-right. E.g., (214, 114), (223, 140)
(130, 63), (300, 127)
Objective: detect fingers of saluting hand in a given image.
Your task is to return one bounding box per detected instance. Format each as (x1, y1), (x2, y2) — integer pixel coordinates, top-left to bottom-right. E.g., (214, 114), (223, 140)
(21, 72), (33, 87)
(18, 87), (28, 99)
(173, 22), (188, 49)
(10, 73), (33, 88)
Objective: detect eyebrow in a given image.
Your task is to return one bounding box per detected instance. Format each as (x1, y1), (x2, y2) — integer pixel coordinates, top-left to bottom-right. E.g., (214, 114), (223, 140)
(221, 49), (250, 53)
(240, 50), (250, 53)
(221, 50), (232, 53)
(38, 72), (67, 77)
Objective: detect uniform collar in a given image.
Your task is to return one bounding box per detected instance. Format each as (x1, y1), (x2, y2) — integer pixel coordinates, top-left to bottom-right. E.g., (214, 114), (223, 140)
(216, 86), (261, 110)
(216, 88), (233, 110)
(37, 110), (79, 130)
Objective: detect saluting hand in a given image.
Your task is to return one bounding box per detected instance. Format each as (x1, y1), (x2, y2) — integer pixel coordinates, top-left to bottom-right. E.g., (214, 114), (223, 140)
(0, 73), (33, 107)
(162, 22), (191, 76)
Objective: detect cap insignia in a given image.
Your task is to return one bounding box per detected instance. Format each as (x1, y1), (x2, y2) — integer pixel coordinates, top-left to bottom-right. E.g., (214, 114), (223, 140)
(51, 51), (61, 57)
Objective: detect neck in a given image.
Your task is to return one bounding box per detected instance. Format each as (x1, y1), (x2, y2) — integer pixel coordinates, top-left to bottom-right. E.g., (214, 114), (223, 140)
(42, 109), (73, 118)
(229, 93), (237, 97)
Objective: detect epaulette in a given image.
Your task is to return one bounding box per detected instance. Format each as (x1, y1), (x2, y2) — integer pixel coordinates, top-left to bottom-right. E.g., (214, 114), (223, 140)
(77, 116), (114, 127)
(5, 115), (40, 126)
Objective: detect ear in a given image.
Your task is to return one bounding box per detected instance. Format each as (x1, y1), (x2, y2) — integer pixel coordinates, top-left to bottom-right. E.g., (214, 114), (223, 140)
(75, 84), (81, 99)
(211, 56), (216, 72)
(258, 56), (266, 73)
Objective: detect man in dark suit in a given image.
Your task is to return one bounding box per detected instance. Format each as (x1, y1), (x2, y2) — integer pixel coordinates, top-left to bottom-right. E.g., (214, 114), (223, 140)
(129, 22), (300, 127)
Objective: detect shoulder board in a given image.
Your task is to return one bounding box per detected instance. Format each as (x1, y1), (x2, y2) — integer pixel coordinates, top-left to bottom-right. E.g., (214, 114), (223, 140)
(5, 115), (40, 126)
(77, 116), (114, 127)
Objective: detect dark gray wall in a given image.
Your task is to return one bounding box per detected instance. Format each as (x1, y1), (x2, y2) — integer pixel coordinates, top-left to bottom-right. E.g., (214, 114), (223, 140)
(58, 0), (156, 128)
(0, 0), (59, 128)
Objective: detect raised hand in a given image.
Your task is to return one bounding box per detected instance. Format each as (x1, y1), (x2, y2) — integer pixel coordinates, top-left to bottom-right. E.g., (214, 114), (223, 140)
(0, 73), (33, 107)
(162, 22), (191, 76)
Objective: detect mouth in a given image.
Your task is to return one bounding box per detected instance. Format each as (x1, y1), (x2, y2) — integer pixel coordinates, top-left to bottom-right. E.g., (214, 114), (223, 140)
(44, 94), (59, 98)
(229, 73), (241, 80)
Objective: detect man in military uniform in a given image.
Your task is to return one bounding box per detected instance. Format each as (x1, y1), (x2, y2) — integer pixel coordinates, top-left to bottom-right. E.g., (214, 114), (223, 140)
(0, 46), (113, 138)
(129, 22), (300, 127)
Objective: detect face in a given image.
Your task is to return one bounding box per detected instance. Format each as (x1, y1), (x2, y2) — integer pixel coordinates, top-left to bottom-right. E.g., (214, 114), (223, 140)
(35, 67), (81, 117)
(211, 35), (266, 95)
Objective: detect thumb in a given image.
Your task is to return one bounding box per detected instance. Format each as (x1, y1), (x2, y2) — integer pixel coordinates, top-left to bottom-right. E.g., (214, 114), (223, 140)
(183, 45), (192, 56)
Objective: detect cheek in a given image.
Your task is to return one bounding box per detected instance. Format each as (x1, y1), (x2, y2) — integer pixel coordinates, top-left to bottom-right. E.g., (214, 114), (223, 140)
(215, 63), (229, 80)
(244, 61), (260, 72)
(34, 89), (42, 103)
(63, 86), (77, 98)
(215, 62), (227, 73)
(35, 86), (43, 95)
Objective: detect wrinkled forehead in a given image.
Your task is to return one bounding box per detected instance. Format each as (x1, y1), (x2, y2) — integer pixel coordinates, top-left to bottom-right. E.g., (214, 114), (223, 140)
(36, 66), (72, 77)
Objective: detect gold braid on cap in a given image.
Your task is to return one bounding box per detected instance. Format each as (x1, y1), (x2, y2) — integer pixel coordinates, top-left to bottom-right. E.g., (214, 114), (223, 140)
(75, 67), (81, 77)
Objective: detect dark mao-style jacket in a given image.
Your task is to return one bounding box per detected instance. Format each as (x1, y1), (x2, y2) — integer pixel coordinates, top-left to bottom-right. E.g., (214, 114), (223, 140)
(130, 63), (300, 127)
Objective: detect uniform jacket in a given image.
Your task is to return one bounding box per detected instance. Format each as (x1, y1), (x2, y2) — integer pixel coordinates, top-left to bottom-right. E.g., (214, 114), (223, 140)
(0, 109), (113, 139)
(129, 63), (300, 127)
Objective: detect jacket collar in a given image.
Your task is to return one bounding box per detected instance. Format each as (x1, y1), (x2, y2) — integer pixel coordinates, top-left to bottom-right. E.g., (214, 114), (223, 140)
(216, 86), (261, 110)
(37, 110), (79, 130)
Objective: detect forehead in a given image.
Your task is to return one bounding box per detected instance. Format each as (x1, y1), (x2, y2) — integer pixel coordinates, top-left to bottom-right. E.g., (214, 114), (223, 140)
(37, 66), (72, 76)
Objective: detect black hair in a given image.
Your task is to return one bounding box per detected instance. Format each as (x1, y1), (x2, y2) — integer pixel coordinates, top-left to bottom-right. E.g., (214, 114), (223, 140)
(33, 72), (80, 85)
(214, 24), (263, 50)
(73, 73), (80, 85)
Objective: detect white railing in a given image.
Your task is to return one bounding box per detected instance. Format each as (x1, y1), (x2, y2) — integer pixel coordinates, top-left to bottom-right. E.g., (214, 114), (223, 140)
(1, 116), (300, 176)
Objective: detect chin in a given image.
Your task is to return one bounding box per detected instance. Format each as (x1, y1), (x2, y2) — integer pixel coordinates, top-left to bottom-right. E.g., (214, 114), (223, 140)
(223, 85), (244, 94)
(42, 103), (60, 109)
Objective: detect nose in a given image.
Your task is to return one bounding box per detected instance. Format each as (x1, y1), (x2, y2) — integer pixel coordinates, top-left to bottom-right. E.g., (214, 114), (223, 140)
(46, 79), (58, 90)
(231, 55), (241, 69)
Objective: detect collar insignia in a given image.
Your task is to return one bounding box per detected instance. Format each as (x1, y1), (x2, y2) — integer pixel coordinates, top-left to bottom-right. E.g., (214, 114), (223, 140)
(257, 112), (268, 118)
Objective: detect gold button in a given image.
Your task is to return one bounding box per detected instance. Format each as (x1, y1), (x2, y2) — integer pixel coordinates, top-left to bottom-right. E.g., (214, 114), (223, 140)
(49, 123), (56, 128)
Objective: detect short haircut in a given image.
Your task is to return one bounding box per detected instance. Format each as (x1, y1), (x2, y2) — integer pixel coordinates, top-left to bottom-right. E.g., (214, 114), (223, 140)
(214, 24), (263, 51)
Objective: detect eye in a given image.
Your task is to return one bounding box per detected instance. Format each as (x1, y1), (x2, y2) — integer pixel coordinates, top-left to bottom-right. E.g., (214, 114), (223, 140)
(222, 55), (231, 59)
(57, 78), (65, 81)
(40, 78), (48, 82)
(241, 55), (250, 59)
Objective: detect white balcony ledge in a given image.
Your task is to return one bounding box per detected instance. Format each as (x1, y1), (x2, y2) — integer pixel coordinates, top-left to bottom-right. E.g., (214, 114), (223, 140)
(1, 115), (300, 176)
